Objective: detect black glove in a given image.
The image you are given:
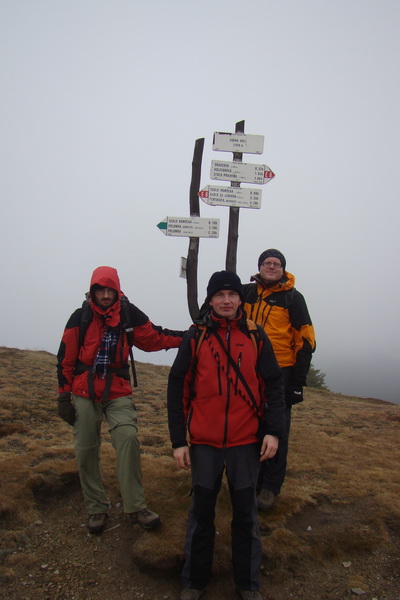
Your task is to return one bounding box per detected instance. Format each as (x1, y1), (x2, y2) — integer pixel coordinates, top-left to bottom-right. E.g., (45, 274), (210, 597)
(57, 392), (76, 426)
(286, 385), (304, 406)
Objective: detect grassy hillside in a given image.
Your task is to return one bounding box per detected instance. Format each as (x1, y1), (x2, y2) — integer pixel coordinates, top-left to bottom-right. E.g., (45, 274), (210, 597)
(0, 346), (399, 600)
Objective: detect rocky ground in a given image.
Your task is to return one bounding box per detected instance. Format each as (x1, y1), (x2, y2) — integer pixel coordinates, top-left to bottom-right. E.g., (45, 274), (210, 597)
(2, 483), (399, 600)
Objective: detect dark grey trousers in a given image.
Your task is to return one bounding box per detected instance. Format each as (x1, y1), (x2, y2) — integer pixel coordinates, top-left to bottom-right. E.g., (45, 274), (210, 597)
(259, 366), (292, 495)
(182, 443), (262, 591)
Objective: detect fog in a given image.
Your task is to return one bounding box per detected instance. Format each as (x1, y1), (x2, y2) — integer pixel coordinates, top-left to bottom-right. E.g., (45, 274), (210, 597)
(1, 0), (399, 404)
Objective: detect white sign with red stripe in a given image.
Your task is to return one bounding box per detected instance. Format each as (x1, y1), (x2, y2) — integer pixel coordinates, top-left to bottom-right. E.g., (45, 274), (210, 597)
(198, 186), (262, 209)
(210, 160), (275, 185)
(212, 132), (264, 154)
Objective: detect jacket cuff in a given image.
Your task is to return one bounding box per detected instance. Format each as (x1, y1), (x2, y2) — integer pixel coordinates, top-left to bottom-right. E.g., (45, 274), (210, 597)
(172, 440), (188, 449)
(59, 386), (71, 394)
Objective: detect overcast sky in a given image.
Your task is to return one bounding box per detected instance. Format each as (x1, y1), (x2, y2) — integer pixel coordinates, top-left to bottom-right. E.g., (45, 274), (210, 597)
(1, 0), (399, 404)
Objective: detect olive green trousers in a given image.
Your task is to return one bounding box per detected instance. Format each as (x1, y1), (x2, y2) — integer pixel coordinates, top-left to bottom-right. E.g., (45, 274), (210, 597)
(72, 394), (146, 514)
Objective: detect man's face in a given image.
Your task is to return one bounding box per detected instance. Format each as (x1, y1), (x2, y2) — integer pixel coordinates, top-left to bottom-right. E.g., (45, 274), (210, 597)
(259, 257), (284, 284)
(93, 287), (118, 309)
(209, 290), (242, 319)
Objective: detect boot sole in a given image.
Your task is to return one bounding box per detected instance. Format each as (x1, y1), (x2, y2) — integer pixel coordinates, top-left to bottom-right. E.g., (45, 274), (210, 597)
(140, 516), (161, 529)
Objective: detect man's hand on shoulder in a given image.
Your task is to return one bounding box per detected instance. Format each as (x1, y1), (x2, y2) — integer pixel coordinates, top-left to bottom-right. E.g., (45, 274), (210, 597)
(57, 392), (76, 426)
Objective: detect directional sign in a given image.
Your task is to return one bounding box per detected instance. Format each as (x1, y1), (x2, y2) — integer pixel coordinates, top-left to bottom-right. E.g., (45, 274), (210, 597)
(210, 160), (275, 185)
(157, 216), (219, 238)
(198, 186), (262, 209)
(213, 132), (264, 155)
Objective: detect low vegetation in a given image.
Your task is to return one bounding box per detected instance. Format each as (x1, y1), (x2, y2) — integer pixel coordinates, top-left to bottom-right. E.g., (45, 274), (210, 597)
(0, 346), (399, 600)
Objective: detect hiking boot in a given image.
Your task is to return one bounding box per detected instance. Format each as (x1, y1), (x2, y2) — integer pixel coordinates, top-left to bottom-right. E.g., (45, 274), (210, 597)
(257, 489), (276, 511)
(127, 507), (161, 530)
(88, 513), (108, 534)
(179, 588), (207, 600)
(236, 589), (264, 600)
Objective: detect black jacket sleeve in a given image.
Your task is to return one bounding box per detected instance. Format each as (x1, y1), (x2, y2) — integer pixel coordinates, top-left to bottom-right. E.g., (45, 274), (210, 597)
(256, 326), (286, 439)
(289, 290), (316, 386)
(167, 327), (196, 448)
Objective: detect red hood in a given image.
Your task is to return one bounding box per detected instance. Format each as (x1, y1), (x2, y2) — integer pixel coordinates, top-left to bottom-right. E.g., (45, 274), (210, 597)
(90, 266), (121, 293)
(89, 266), (122, 325)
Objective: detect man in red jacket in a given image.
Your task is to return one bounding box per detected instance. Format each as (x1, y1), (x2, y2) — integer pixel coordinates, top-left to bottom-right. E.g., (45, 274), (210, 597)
(168, 271), (285, 600)
(57, 266), (183, 534)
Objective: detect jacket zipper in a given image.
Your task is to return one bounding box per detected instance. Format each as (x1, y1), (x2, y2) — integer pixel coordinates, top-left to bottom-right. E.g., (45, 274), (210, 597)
(234, 352), (242, 395)
(253, 291), (273, 328)
(215, 352), (222, 395)
(223, 324), (231, 446)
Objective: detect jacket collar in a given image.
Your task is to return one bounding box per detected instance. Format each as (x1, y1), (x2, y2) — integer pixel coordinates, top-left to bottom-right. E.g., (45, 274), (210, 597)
(250, 270), (295, 293)
(196, 308), (246, 330)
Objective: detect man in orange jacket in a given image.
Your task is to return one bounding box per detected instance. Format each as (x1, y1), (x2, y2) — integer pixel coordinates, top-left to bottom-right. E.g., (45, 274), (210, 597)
(57, 265), (183, 534)
(243, 249), (316, 510)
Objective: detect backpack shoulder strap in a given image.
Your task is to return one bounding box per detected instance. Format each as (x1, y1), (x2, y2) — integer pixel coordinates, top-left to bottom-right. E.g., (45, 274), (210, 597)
(285, 287), (295, 309)
(187, 324), (208, 402)
(119, 295), (133, 345)
(194, 324), (207, 357)
(119, 295), (138, 388)
(79, 295), (93, 348)
(246, 319), (260, 358)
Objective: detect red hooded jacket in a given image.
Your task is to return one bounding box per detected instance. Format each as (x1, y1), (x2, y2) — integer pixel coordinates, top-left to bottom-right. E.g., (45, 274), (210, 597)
(167, 311), (285, 449)
(57, 266), (183, 401)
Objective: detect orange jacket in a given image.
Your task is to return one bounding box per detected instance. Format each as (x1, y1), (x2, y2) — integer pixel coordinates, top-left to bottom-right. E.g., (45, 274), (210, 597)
(242, 272), (316, 386)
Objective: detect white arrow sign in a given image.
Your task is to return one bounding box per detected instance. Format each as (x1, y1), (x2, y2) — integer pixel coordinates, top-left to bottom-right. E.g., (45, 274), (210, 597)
(213, 132), (264, 154)
(198, 186), (262, 209)
(210, 160), (275, 185)
(157, 216), (220, 238)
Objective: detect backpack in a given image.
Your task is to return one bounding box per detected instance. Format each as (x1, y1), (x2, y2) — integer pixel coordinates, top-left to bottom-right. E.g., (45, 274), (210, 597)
(79, 294), (138, 387)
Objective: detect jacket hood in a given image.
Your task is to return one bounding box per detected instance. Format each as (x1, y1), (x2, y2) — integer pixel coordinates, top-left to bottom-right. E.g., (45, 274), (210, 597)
(90, 266), (121, 295)
(89, 266), (122, 324)
(250, 270), (295, 293)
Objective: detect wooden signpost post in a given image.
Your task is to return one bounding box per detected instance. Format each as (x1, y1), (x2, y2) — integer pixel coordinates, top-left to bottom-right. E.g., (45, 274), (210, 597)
(205, 120), (275, 272)
(156, 121), (275, 319)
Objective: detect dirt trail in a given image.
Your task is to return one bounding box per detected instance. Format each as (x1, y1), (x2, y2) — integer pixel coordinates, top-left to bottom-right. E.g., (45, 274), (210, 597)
(2, 484), (399, 600)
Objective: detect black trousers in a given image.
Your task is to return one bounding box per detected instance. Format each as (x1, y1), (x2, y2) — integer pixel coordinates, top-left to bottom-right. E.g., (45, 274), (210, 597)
(182, 444), (261, 591)
(259, 366), (292, 495)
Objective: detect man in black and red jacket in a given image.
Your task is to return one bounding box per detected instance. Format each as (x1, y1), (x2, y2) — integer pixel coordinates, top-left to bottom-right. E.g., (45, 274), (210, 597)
(57, 265), (183, 534)
(168, 270), (285, 600)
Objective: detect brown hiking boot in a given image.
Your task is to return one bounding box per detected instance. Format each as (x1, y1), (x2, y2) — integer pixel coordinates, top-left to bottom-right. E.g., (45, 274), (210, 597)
(127, 507), (161, 529)
(88, 513), (108, 534)
(257, 489), (276, 511)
